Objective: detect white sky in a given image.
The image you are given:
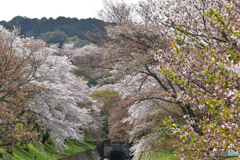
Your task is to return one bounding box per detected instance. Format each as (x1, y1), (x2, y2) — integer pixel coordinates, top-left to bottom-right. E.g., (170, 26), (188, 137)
(0, 0), (142, 21)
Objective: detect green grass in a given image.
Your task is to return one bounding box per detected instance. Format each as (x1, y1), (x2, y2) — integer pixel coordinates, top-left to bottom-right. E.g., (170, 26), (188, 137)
(0, 139), (95, 160)
(135, 150), (180, 160)
(152, 151), (180, 160)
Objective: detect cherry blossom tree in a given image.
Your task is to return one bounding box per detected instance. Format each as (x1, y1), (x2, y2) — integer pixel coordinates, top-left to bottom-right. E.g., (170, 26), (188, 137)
(0, 25), (48, 148)
(116, 74), (182, 156)
(26, 52), (101, 152)
(99, 0), (240, 159)
(69, 46), (102, 68)
(0, 25), (101, 152)
(89, 83), (130, 142)
(108, 102), (131, 143)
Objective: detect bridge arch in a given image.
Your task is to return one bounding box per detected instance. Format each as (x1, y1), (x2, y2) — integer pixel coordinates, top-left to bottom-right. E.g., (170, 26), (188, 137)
(86, 140), (132, 159)
(104, 143), (130, 159)
(109, 150), (125, 160)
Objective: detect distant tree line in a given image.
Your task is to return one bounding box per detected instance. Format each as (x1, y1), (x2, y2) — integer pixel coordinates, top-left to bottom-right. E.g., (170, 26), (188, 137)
(0, 16), (108, 44)
(42, 29), (68, 48)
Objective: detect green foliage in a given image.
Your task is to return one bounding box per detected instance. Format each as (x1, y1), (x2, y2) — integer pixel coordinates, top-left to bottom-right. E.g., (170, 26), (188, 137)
(71, 66), (91, 78)
(42, 30), (68, 47)
(0, 139), (94, 160)
(71, 67), (111, 86)
(73, 39), (91, 48)
(89, 43), (98, 47)
(101, 71), (112, 79)
(70, 37), (98, 48)
(92, 89), (120, 115)
(68, 36), (79, 42)
(100, 71), (112, 85)
(85, 77), (98, 86)
(92, 90), (121, 136)
(71, 66), (99, 86)
(92, 90), (120, 102)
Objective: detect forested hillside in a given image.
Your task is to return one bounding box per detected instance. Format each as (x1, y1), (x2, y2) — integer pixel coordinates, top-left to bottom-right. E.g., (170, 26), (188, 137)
(0, 16), (107, 43)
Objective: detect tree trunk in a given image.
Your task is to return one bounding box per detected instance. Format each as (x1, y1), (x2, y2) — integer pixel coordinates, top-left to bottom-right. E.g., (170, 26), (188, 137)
(42, 132), (49, 144)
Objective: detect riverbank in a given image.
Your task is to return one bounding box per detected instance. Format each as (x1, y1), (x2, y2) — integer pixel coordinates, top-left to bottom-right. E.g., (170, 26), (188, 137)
(0, 139), (95, 160)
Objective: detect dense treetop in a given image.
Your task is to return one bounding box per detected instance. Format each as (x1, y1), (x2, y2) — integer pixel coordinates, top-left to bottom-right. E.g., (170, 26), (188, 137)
(0, 16), (108, 43)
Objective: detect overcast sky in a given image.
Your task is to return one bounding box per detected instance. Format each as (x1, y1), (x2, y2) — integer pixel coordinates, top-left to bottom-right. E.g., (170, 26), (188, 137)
(1, 0), (142, 21)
